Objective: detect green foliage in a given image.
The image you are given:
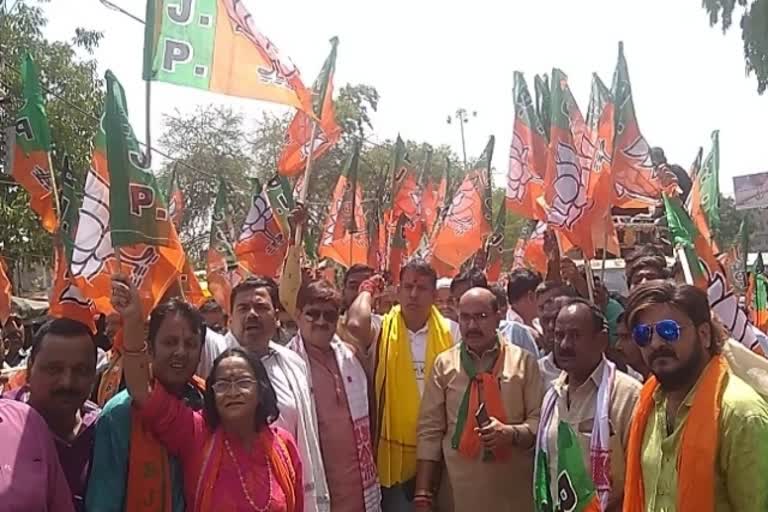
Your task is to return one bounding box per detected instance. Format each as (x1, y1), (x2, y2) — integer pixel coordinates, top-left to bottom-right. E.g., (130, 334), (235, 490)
(716, 194), (747, 250)
(703, 0), (768, 94)
(0, 0), (104, 269)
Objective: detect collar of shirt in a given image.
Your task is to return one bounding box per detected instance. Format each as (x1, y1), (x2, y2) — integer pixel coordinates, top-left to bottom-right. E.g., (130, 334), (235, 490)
(553, 357), (607, 400)
(465, 338), (501, 372)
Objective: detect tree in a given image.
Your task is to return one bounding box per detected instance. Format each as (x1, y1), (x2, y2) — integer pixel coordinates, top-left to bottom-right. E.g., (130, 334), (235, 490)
(0, 0), (103, 273)
(702, 0), (768, 93)
(716, 194), (747, 249)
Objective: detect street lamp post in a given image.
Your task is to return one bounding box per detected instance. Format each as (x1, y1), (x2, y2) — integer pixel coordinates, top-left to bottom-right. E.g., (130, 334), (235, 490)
(446, 108), (477, 170)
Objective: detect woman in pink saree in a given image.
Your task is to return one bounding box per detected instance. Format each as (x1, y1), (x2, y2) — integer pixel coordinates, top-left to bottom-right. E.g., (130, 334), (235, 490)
(112, 275), (303, 512)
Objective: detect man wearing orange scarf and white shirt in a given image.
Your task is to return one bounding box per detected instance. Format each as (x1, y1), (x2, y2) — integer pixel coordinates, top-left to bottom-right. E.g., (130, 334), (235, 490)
(623, 281), (768, 512)
(345, 259), (460, 511)
(414, 287), (542, 511)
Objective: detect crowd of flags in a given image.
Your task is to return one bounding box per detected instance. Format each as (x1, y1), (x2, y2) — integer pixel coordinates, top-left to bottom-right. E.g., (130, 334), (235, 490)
(2, 0), (768, 362)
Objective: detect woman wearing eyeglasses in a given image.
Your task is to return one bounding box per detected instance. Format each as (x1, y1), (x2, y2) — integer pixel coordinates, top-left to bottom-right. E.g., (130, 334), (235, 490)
(112, 274), (303, 512)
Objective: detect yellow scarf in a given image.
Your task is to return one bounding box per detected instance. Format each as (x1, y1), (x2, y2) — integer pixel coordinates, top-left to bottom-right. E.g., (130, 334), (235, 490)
(374, 305), (453, 487)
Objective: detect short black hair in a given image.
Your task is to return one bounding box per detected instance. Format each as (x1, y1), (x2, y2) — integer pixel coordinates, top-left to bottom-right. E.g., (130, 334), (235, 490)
(450, 268), (488, 294)
(203, 348), (279, 430)
(489, 284), (507, 311)
(399, 259), (437, 288)
(558, 297), (607, 333)
(230, 276), (281, 313)
(506, 268), (543, 304)
(535, 281), (576, 300)
(343, 264), (374, 285)
(199, 298), (225, 315)
(30, 318), (97, 365)
(148, 298), (206, 351)
(626, 256), (669, 286)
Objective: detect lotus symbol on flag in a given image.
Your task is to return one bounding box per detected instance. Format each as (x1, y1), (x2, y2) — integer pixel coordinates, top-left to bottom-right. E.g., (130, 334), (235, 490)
(616, 135), (657, 200)
(549, 142), (589, 229)
(299, 130), (328, 161)
(445, 191), (474, 235)
(224, 0), (298, 84)
(239, 193), (284, 253)
(704, 258), (755, 348)
(506, 132), (537, 203)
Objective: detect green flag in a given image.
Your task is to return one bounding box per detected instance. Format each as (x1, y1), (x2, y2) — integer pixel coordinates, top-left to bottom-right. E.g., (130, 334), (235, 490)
(209, 179), (239, 269)
(663, 193), (706, 282)
(699, 130), (720, 238)
(104, 70), (176, 247)
(534, 73), (551, 141)
(59, 155), (84, 256)
(265, 174), (296, 236)
(585, 73), (612, 136)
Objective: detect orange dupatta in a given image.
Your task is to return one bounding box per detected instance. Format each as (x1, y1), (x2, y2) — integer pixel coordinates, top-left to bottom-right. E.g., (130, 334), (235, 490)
(126, 376), (206, 512)
(623, 354), (728, 512)
(196, 428), (297, 512)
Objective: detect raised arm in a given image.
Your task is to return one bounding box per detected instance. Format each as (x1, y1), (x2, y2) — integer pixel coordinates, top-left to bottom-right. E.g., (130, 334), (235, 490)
(111, 274), (150, 406)
(278, 203), (308, 319)
(344, 275), (384, 349)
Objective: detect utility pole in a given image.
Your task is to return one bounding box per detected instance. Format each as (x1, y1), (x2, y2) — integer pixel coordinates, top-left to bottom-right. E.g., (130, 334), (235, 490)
(446, 108), (477, 170)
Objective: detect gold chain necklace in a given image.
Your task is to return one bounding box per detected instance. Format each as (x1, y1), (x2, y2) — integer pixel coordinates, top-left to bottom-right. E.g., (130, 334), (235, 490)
(224, 437), (273, 511)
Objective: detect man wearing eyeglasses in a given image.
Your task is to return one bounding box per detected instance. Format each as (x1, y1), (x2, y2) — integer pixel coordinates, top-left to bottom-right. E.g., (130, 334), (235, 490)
(534, 297), (640, 512)
(287, 279), (381, 512)
(414, 287), (542, 512)
(622, 281), (768, 512)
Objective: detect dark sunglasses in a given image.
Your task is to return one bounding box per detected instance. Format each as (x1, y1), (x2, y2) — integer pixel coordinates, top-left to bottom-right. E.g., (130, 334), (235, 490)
(632, 319), (684, 347)
(303, 309), (339, 323)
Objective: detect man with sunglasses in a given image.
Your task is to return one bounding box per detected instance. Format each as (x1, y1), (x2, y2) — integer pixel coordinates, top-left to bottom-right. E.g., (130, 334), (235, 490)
(534, 298), (640, 512)
(288, 280), (380, 512)
(415, 287), (542, 512)
(622, 281), (768, 512)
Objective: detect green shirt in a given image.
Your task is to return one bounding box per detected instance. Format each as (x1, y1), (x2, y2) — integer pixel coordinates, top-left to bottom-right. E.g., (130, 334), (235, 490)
(640, 370), (768, 512)
(603, 298), (624, 346)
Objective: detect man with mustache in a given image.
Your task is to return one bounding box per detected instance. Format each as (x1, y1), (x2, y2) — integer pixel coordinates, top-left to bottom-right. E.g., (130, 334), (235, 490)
(288, 280), (380, 512)
(622, 281), (768, 512)
(345, 259), (460, 511)
(534, 298), (640, 512)
(224, 276), (330, 512)
(4, 318), (99, 511)
(415, 287), (543, 511)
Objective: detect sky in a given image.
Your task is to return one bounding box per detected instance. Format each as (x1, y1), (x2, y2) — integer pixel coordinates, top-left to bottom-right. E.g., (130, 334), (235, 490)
(40, 0), (767, 196)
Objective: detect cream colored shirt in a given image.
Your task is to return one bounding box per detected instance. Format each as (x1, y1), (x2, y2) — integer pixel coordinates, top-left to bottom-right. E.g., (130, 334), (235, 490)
(417, 340), (543, 512)
(545, 359), (641, 512)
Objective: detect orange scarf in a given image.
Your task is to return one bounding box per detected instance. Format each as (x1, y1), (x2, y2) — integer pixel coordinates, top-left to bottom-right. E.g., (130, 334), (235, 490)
(196, 428), (297, 512)
(452, 341), (509, 461)
(126, 376), (205, 512)
(623, 354), (727, 512)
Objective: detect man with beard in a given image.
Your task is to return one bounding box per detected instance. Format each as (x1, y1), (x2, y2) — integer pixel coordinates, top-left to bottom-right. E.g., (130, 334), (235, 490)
(288, 280), (380, 512)
(4, 318), (99, 511)
(2, 313), (27, 368)
(415, 287), (542, 511)
(86, 300), (207, 512)
(345, 259), (459, 511)
(534, 298), (640, 512)
(225, 276), (330, 512)
(623, 281), (768, 512)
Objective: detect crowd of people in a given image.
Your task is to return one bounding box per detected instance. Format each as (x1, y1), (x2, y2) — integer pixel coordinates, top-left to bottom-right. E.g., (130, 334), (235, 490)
(2, 215), (768, 512)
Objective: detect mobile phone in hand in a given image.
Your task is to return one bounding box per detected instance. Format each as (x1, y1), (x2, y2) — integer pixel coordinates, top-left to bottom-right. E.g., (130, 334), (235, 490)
(475, 402), (491, 427)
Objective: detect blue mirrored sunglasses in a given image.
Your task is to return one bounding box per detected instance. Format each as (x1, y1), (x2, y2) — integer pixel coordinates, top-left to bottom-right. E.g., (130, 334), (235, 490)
(632, 319), (683, 347)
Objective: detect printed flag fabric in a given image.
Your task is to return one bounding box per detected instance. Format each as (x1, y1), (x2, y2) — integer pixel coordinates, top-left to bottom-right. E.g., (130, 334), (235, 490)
(752, 254), (768, 333)
(143, 0), (313, 115)
(319, 142), (368, 267)
(534, 74), (551, 141)
(534, 421), (601, 512)
(506, 72), (547, 220)
(664, 194), (761, 352)
(0, 257), (11, 326)
(235, 179), (288, 278)
(544, 69), (595, 258)
(167, 165), (184, 230)
(179, 258), (207, 307)
(432, 137), (494, 270)
(70, 73), (185, 315)
(265, 174), (296, 237)
(391, 158), (423, 256)
(687, 130), (720, 252)
(485, 201), (507, 282)
(388, 215), (408, 285)
(611, 42), (662, 208)
(278, 37), (341, 177)
(10, 53), (57, 233)
(207, 180), (245, 312)
(49, 244), (97, 333)
(512, 220), (548, 275)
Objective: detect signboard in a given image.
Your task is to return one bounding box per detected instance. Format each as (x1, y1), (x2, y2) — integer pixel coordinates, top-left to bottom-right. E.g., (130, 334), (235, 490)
(733, 172), (768, 210)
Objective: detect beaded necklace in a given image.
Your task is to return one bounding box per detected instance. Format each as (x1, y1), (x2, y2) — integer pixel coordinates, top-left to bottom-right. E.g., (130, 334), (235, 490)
(224, 437), (273, 511)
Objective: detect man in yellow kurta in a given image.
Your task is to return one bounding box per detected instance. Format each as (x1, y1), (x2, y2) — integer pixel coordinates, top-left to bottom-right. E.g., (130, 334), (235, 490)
(414, 287), (543, 512)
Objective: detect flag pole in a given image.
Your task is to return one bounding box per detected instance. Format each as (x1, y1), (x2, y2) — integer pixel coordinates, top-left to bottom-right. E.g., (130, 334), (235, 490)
(676, 246), (695, 285)
(46, 153), (62, 222)
(295, 121), (319, 245)
(144, 79), (152, 166)
(600, 218), (609, 280)
(584, 254), (596, 303)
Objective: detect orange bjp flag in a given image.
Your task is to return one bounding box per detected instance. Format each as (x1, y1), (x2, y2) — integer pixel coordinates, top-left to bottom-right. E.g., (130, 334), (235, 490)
(0, 257), (11, 326)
